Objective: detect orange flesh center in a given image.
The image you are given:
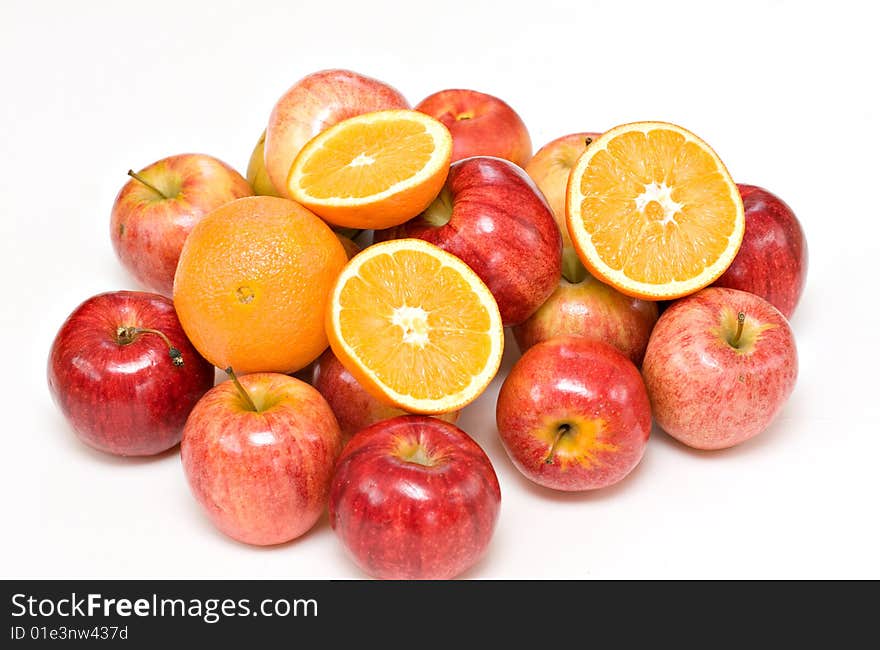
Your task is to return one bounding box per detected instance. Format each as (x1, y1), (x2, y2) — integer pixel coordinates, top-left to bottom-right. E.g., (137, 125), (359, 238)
(338, 250), (493, 401)
(299, 120), (435, 199)
(577, 129), (737, 284)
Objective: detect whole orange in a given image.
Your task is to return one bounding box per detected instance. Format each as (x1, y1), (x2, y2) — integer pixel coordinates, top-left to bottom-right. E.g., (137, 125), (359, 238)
(173, 196), (347, 374)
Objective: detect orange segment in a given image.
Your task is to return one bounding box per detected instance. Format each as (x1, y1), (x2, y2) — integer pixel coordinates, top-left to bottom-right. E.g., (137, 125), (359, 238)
(327, 238), (503, 414)
(566, 122), (744, 299)
(288, 110), (452, 230)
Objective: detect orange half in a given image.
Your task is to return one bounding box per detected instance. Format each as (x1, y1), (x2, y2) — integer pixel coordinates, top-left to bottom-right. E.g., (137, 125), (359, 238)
(566, 122), (744, 300)
(326, 238), (503, 414)
(287, 110), (453, 230)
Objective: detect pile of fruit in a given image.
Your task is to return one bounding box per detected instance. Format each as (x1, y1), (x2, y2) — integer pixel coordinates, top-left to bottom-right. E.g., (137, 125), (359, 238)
(47, 69), (808, 580)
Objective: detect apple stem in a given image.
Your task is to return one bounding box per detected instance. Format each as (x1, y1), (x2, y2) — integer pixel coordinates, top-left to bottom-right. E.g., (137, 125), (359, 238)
(115, 326), (183, 366)
(127, 169), (169, 199)
(545, 423), (572, 465)
(731, 312), (746, 347)
(225, 367), (258, 412)
(584, 137), (593, 147)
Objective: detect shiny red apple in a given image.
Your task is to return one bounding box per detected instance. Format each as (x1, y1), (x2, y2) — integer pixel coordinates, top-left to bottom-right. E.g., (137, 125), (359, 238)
(642, 287), (798, 450)
(329, 416), (500, 579)
(110, 154), (253, 296)
(496, 337), (651, 491)
(264, 69), (409, 197)
(415, 89), (532, 167)
(311, 348), (459, 441)
(377, 156), (562, 326)
(47, 291), (215, 456)
(524, 132), (600, 282)
(513, 271), (658, 366)
(713, 184), (808, 319)
(181, 371), (343, 545)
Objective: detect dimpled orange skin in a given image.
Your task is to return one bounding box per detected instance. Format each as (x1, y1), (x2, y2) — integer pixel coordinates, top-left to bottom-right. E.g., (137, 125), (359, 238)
(173, 196), (347, 374)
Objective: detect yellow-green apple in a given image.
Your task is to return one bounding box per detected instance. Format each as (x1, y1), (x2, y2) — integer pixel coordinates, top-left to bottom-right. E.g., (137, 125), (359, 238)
(415, 89), (532, 167)
(47, 291), (214, 456)
(524, 132), (600, 282)
(513, 271), (658, 366)
(246, 130), (282, 197)
(264, 69), (409, 198)
(110, 154), (253, 296)
(247, 129), (366, 241)
(496, 337), (651, 491)
(642, 287), (798, 450)
(311, 348), (459, 441)
(181, 370), (343, 545)
(377, 156), (561, 326)
(329, 415), (500, 579)
(713, 184), (808, 319)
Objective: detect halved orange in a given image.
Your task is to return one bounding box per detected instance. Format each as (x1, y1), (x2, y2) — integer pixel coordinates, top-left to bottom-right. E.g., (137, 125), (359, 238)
(566, 122), (744, 300)
(287, 110), (453, 230)
(326, 238), (503, 414)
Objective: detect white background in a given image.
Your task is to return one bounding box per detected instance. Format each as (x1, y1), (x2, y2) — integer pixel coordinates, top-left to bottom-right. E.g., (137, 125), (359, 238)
(3, 0), (878, 579)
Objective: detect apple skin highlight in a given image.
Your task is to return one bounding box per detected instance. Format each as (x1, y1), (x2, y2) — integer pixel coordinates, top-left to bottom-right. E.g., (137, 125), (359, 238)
(329, 416), (500, 579)
(48, 290), (215, 456)
(311, 348), (459, 442)
(513, 274), (658, 367)
(497, 337), (651, 491)
(713, 184), (808, 319)
(379, 156), (562, 326)
(642, 287), (798, 450)
(181, 372), (343, 546)
(111, 154), (253, 296)
(416, 88), (532, 167)
(265, 69), (410, 197)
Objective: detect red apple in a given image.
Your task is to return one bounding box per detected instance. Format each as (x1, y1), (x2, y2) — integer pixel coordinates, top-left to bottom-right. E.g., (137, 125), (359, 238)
(496, 337), (651, 491)
(311, 348), (459, 441)
(377, 156), (562, 326)
(415, 89), (532, 167)
(110, 154), (253, 296)
(329, 415), (500, 579)
(513, 272), (658, 366)
(713, 184), (808, 319)
(265, 69), (409, 198)
(181, 371), (343, 546)
(525, 132), (600, 282)
(47, 291), (215, 456)
(642, 287), (798, 450)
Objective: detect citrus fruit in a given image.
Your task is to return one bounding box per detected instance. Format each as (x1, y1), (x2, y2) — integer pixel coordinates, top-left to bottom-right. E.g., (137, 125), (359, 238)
(173, 196), (347, 374)
(326, 238), (503, 414)
(566, 121), (744, 300)
(287, 110), (453, 230)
